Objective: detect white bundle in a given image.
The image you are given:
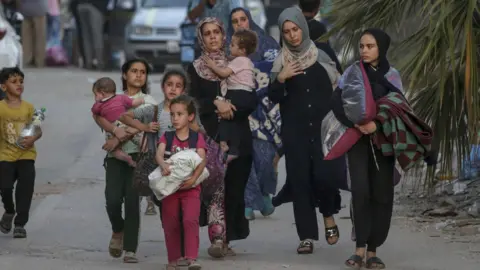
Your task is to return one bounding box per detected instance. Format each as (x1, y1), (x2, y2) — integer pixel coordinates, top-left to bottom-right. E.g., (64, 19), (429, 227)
(148, 149), (209, 201)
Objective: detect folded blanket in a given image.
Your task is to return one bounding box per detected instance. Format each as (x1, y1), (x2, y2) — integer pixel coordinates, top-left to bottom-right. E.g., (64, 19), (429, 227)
(373, 92), (434, 170)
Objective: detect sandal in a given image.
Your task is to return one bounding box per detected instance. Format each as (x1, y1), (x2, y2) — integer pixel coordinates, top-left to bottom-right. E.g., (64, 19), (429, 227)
(208, 239), (225, 258)
(108, 233), (123, 258)
(296, 240), (314, 254)
(345, 255), (364, 269)
(366, 257), (386, 269)
(325, 225), (339, 245)
(144, 204), (157, 215)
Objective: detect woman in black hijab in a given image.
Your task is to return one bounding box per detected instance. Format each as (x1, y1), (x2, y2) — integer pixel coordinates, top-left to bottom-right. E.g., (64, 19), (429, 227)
(332, 29), (400, 269)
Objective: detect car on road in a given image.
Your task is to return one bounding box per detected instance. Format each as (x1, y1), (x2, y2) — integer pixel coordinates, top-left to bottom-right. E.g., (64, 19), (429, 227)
(124, 0), (190, 72)
(0, 2), (22, 69)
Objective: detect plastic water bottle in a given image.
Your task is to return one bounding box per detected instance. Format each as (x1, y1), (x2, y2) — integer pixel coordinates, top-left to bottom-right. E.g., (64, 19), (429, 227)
(16, 107), (46, 149)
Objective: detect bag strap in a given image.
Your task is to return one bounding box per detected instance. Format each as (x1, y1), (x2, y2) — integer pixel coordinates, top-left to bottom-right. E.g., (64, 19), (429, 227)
(164, 131), (176, 157)
(153, 104), (159, 122)
(188, 129), (199, 149)
(164, 129), (198, 157)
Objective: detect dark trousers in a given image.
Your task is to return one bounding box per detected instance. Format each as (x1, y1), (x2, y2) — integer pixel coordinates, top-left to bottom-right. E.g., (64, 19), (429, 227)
(77, 3), (105, 69)
(104, 155), (140, 253)
(348, 136), (395, 252)
(0, 160), (36, 227)
(284, 147), (340, 241)
(225, 155), (252, 242)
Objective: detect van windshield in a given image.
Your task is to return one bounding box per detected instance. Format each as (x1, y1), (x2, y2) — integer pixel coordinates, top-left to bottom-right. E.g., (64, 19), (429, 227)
(143, 0), (190, 8)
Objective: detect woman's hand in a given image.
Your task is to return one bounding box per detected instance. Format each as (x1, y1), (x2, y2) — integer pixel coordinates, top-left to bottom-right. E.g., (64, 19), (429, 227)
(103, 137), (121, 152)
(214, 100), (236, 119)
(146, 122), (160, 133)
(113, 127), (129, 141)
(277, 61), (303, 83)
(355, 121), (377, 134)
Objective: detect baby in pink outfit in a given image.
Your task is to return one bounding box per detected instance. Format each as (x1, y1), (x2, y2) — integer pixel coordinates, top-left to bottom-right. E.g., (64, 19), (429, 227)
(91, 77), (149, 166)
(204, 29), (258, 163)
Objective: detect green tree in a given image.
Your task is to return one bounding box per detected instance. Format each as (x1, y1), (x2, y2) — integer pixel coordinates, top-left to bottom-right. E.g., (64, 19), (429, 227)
(324, 0), (479, 190)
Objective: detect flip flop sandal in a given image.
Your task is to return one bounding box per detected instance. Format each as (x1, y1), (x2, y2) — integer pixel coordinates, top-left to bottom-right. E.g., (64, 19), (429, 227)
(365, 257), (386, 269)
(296, 240), (314, 254)
(345, 255), (364, 269)
(108, 235), (123, 258)
(325, 225), (340, 245)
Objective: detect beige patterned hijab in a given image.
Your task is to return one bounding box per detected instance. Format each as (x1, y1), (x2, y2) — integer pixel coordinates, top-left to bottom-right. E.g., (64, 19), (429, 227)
(192, 17), (228, 95)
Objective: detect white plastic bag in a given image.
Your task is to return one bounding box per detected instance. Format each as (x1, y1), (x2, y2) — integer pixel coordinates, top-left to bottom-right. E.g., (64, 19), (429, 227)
(148, 149), (209, 201)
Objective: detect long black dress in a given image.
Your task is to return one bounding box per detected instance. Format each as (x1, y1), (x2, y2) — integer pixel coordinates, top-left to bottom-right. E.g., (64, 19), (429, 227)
(268, 61), (347, 241)
(188, 63), (257, 242)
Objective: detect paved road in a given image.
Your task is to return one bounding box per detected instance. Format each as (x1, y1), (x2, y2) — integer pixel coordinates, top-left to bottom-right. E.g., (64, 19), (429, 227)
(0, 68), (479, 269)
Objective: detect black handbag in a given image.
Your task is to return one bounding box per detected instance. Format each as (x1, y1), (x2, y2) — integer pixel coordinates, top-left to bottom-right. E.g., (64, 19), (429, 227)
(132, 105), (158, 196)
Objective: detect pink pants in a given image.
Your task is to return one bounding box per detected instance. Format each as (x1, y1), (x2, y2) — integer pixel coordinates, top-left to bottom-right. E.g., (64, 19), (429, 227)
(161, 186), (201, 263)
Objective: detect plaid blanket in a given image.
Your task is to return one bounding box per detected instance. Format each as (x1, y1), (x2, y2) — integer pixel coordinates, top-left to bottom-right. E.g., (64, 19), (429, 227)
(374, 92), (433, 171)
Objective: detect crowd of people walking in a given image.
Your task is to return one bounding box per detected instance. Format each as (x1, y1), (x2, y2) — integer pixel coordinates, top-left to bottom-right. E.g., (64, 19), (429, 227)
(0, 0), (435, 269)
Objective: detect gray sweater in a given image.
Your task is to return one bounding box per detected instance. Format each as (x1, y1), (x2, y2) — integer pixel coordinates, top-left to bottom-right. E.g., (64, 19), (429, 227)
(19, 0), (48, 17)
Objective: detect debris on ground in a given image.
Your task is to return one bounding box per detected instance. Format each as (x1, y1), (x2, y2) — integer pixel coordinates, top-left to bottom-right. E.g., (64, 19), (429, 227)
(394, 177), (480, 238)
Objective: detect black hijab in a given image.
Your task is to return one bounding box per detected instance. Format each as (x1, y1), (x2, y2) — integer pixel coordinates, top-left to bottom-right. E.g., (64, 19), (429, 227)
(361, 28), (399, 99)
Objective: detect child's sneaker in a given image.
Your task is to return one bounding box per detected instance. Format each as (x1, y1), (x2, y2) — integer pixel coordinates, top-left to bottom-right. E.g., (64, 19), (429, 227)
(188, 259), (202, 270)
(0, 213), (14, 234)
(13, 226), (27, 238)
(123, 251), (138, 263)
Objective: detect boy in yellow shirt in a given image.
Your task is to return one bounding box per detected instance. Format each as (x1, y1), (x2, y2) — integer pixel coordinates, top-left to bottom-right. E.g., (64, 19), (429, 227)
(0, 67), (42, 238)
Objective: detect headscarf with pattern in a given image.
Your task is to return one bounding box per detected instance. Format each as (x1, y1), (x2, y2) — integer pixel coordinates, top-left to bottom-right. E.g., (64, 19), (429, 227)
(193, 17), (228, 95)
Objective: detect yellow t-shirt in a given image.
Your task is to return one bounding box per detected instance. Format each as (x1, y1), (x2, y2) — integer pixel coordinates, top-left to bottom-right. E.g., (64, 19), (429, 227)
(0, 100), (37, 161)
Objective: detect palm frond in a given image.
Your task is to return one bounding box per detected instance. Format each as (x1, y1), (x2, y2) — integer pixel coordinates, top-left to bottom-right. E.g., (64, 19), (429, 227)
(324, 0), (480, 190)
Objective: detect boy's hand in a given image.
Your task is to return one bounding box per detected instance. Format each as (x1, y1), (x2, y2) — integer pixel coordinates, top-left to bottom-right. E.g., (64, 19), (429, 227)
(180, 175), (197, 190)
(20, 136), (35, 149)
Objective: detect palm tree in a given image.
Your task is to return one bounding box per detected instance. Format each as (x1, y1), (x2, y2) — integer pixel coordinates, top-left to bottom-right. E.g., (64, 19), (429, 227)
(322, 0), (479, 191)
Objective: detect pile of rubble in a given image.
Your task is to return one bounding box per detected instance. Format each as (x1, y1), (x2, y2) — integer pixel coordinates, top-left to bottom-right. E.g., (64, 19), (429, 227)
(394, 178), (480, 237)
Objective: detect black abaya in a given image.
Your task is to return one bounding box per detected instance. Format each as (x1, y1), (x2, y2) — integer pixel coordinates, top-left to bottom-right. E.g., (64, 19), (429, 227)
(269, 62), (346, 241)
(188, 63), (257, 242)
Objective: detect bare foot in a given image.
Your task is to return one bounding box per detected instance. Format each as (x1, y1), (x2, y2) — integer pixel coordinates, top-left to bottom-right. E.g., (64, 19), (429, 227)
(112, 149), (137, 167)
